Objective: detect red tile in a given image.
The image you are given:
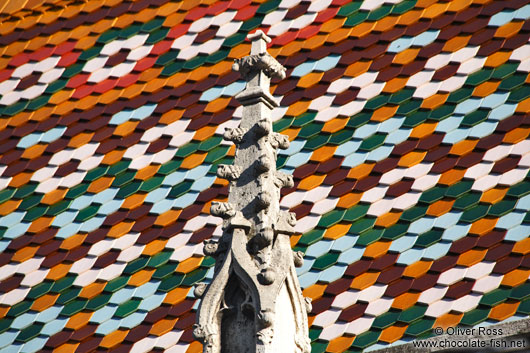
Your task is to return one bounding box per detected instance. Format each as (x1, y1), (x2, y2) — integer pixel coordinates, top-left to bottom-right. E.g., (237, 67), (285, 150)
(234, 5), (258, 21)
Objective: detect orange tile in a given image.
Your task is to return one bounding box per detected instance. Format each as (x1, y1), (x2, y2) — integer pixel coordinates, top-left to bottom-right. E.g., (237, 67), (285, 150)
(375, 211), (402, 228)
(186, 341), (203, 353)
(409, 122), (437, 139)
(379, 324), (408, 343)
(383, 77), (409, 93)
(286, 100), (310, 117)
(150, 317), (179, 336)
(9, 172), (32, 188)
(513, 238), (530, 255)
(298, 72), (324, 88)
(503, 127), (530, 144)
(87, 176), (114, 193)
(350, 22), (375, 38)
(469, 217), (497, 236)
(427, 199), (455, 217)
(155, 209), (182, 227)
(347, 163), (374, 180)
(100, 329), (129, 349)
(122, 193), (147, 210)
(290, 233), (302, 247)
(398, 151), (426, 167)
(434, 312), (463, 330)
(393, 48), (420, 65)
(102, 150), (125, 165)
(480, 187), (507, 204)
(205, 97), (231, 114)
(108, 221), (134, 238)
(159, 109), (184, 124)
(65, 311), (93, 330)
(31, 293), (59, 311)
(450, 139), (478, 156)
(484, 51), (511, 68)
(397, 9), (424, 25)
(181, 152), (208, 169)
(21, 143), (47, 159)
(421, 93), (448, 110)
(344, 60), (371, 77)
(489, 301), (519, 321)
(176, 256), (203, 274)
(280, 127), (301, 140)
(53, 343), (80, 353)
(495, 21), (524, 38)
(438, 168), (465, 186)
(473, 80), (500, 97)
(324, 223), (352, 240)
(416, 0), (438, 8)
(163, 287), (190, 305)
(12, 246), (38, 263)
(142, 239), (168, 256)
(442, 35), (471, 52)
(320, 18), (346, 33)
(372, 105), (398, 122)
(298, 174), (326, 190)
(135, 165), (160, 181)
(280, 40), (304, 57)
(28, 216), (54, 233)
(47, 263), (72, 280)
(391, 292), (420, 311)
(79, 282), (106, 299)
(0, 199), (21, 216)
(337, 192), (362, 209)
(501, 269), (530, 287)
(363, 241), (391, 259)
(447, 0), (472, 12)
(228, 43), (251, 59)
(423, 2), (449, 18)
(114, 120), (139, 137)
(516, 97), (530, 114)
(60, 233), (87, 250)
(128, 268), (156, 286)
(373, 15), (398, 32)
(0, 306), (8, 320)
(302, 283), (327, 301)
(68, 132), (94, 148)
(327, 27), (353, 43)
(351, 271), (379, 290)
(41, 188), (68, 205)
(303, 34), (327, 50)
(327, 336), (355, 353)
(322, 117), (349, 133)
(403, 260), (432, 278)
(311, 145), (337, 162)
(456, 249), (487, 267)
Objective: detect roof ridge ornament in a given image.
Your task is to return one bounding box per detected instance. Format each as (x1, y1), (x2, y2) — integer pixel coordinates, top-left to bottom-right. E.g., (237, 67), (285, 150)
(194, 30), (311, 353)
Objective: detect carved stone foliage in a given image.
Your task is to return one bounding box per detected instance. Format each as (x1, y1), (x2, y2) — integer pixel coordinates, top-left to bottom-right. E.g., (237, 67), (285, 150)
(195, 31), (310, 353)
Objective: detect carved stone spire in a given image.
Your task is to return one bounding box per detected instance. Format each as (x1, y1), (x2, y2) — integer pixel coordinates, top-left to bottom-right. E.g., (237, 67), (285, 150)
(193, 30), (311, 353)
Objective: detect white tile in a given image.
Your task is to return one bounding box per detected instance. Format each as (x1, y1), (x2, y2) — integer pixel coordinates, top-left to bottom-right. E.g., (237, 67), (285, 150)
(380, 168), (405, 185)
(345, 316), (374, 335)
(171, 34), (197, 50)
(83, 56), (109, 73)
(308, 0), (332, 12)
(69, 256), (98, 274)
(312, 309), (341, 327)
(117, 244), (145, 262)
(358, 82), (385, 100)
(156, 331), (183, 349)
(367, 199), (394, 217)
(451, 46), (479, 63)
(404, 163), (432, 179)
(472, 274), (503, 294)
(291, 13), (317, 29)
(0, 78), (19, 95)
(311, 197), (339, 215)
(304, 185), (332, 203)
(21, 268), (49, 286)
(31, 166), (58, 182)
(319, 321), (348, 341)
(472, 175), (500, 192)
(189, 16), (213, 33)
(127, 45), (153, 61)
(110, 61), (135, 77)
(413, 82), (441, 99)
(21, 84), (47, 100)
(465, 261), (495, 280)
(280, 190), (307, 208)
(217, 21), (243, 38)
(365, 297), (393, 316)
(451, 294), (481, 313)
(101, 39), (125, 56)
(98, 263), (126, 281)
(361, 186), (388, 203)
(439, 75), (467, 93)
(438, 267), (467, 286)
(457, 57), (486, 75)
(464, 162), (494, 179)
(328, 77), (353, 94)
(392, 192), (421, 210)
(263, 9), (288, 25)
(418, 286), (448, 305)
(408, 70), (435, 87)
(0, 91), (21, 105)
(122, 34), (149, 50)
(88, 239), (115, 256)
(483, 144), (513, 162)
(499, 168), (529, 186)
(12, 62), (36, 78)
(39, 67), (65, 83)
(331, 290), (360, 309)
(88, 67), (111, 83)
(73, 269), (101, 287)
(425, 299), (452, 317)
(358, 284), (387, 302)
(210, 10), (236, 26)
(294, 214), (321, 233)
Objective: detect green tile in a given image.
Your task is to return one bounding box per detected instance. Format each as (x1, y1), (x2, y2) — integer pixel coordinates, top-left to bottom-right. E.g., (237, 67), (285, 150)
(108, 160), (130, 176)
(400, 206), (427, 222)
(120, 23), (142, 38)
(446, 87), (473, 104)
(51, 275), (75, 293)
(491, 63), (518, 80)
(318, 209), (346, 228)
(56, 287), (82, 305)
(479, 288), (511, 307)
(222, 32), (246, 49)
(311, 340), (328, 353)
(516, 297), (530, 316)
(396, 99), (421, 115)
(365, 95), (389, 110)
(298, 228), (325, 246)
(304, 134), (331, 150)
(27, 94), (49, 111)
(199, 136), (223, 152)
(62, 62), (84, 78)
(356, 228), (383, 246)
(147, 250), (172, 268)
(382, 222), (408, 241)
(312, 252), (340, 271)
(153, 263), (179, 280)
(430, 104), (456, 121)
(146, 28), (169, 45)
(330, 129), (355, 145)
(510, 282), (530, 301)
(16, 323), (43, 342)
(65, 183), (88, 199)
(462, 109), (488, 127)
(115, 299), (141, 318)
(372, 311), (401, 329)
(349, 217), (376, 234)
(85, 166), (109, 182)
(445, 181), (474, 198)
(402, 110), (429, 128)
(460, 307), (490, 326)
(419, 187), (446, 204)
(352, 330), (381, 349)
(309, 327), (323, 342)
(112, 170), (137, 187)
(104, 276), (129, 293)
(175, 142), (200, 158)
(498, 73), (526, 91)
(161, 60), (183, 77)
(19, 194), (43, 210)
(23, 205), (48, 222)
(141, 17), (164, 33)
(338, 1), (362, 17)
(86, 293), (112, 311)
(98, 29), (120, 44)
(0, 188), (15, 204)
(393, 0), (416, 14)
(47, 200), (71, 216)
(169, 181), (193, 198)
(389, 89), (414, 104)
(506, 181), (530, 198)
(4, 100), (29, 116)
(344, 11), (367, 26)
(27, 281), (53, 300)
(359, 133), (386, 151)
(75, 204), (100, 222)
(61, 298), (88, 316)
(465, 68), (493, 86)
(78, 46), (101, 61)
(415, 229), (443, 248)
(0, 318), (13, 334)
(460, 204), (490, 223)
(367, 4), (392, 21)
(183, 268), (207, 286)
(14, 183), (37, 199)
(398, 305), (427, 323)
(116, 180), (142, 199)
(204, 146), (230, 164)
(298, 122), (324, 139)
(488, 199), (516, 217)
(273, 116), (294, 132)
(239, 15), (263, 32)
(347, 113), (371, 129)
(124, 256), (149, 275)
(405, 318), (435, 337)
(256, 0), (280, 14)
(507, 85), (530, 103)
(453, 192), (481, 210)
(140, 176), (164, 192)
(158, 160), (181, 175)
(7, 301), (31, 318)
(295, 112), (317, 128)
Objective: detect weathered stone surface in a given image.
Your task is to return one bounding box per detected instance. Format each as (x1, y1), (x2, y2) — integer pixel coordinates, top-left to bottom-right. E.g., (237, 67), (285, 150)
(194, 30), (310, 353)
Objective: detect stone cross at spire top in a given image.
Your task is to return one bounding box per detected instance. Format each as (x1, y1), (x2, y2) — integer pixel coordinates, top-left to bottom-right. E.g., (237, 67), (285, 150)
(194, 27), (310, 353)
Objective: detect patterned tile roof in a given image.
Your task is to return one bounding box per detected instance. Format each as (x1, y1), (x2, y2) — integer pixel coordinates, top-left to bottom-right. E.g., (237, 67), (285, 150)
(0, 0), (529, 352)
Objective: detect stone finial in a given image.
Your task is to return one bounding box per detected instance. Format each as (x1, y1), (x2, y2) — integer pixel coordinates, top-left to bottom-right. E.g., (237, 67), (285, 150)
(195, 27), (310, 353)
